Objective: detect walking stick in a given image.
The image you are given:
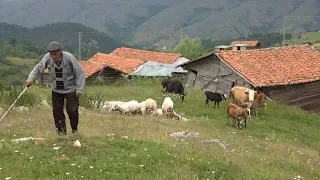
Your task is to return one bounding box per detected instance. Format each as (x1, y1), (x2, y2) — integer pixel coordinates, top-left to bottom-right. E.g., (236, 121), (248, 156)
(0, 86), (28, 122)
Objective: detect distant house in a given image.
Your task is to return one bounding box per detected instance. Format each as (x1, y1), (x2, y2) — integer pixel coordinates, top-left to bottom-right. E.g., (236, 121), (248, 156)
(110, 47), (190, 77)
(179, 44), (320, 113)
(230, 40), (261, 50)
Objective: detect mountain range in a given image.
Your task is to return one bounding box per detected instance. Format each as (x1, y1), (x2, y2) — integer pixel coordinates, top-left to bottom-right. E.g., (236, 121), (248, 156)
(0, 0), (319, 48)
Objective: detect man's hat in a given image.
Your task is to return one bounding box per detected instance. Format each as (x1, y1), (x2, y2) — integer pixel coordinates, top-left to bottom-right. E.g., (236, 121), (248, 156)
(47, 41), (62, 52)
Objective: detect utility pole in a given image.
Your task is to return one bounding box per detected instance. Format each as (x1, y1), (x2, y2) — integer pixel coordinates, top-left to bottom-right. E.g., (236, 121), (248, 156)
(180, 27), (183, 41)
(282, 16), (286, 46)
(78, 32), (82, 60)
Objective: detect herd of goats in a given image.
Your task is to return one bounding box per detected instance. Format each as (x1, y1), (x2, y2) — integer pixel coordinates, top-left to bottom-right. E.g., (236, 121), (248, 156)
(90, 79), (267, 129)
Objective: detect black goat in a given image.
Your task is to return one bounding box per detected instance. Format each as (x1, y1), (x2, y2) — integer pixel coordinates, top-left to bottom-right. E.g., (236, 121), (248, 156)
(203, 91), (227, 108)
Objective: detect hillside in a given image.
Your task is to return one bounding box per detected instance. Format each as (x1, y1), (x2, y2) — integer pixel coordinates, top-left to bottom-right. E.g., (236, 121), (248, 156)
(0, 79), (320, 179)
(0, 0), (319, 47)
(0, 57), (39, 88)
(0, 22), (127, 58)
(272, 31), (320, 50)
(285, 31), (320, 48)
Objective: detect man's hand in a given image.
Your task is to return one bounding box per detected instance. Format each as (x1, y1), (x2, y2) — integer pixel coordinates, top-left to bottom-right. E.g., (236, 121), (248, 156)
(76, 93), (81, 97)
(25, 81), (32, 87)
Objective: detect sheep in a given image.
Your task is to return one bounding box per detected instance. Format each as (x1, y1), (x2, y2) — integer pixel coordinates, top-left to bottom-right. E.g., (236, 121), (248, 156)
(145, 98), (157, 114)
(226, 103), (250, 129)
(138, 101), (146, 115)
(102, 101), (126, 112)
(161, 97), (174, 118)
(112, 100), (141, 115)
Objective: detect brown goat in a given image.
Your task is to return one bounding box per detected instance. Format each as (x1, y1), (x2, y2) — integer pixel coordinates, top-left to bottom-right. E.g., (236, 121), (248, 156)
(227, 103), (250, 129)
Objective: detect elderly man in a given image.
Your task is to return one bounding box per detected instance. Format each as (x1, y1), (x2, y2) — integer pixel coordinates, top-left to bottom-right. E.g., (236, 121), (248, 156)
(25, 41), (85, 136)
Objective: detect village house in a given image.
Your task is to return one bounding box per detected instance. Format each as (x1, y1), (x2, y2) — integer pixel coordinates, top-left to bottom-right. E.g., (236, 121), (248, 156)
(179, 44), (320, 113)
(230, 40), (261, 50)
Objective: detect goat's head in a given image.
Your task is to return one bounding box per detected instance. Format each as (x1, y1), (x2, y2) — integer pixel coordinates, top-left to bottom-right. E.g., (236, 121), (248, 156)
(222, 93), (227, 100)
(180, 93), (186, 101)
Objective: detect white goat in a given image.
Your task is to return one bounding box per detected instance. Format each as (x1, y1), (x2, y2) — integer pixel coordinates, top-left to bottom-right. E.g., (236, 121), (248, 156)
(112, 100), (140, 115)
(103, 101), (126, 112)
(173, 111), (189, 121)
(162, 97), (174, 118)
(145, 98), (157, 115)
(138, 101), (146, 115)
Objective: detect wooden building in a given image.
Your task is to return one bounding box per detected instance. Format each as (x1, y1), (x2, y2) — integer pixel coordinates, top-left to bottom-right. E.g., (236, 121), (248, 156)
(179, 44), (320, 113)
(87, 52), (145, 83)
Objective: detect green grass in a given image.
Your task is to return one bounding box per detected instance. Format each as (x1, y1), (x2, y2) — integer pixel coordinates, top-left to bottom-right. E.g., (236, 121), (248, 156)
(0, 78), (320, 179)
(6, 57), (39, 66)
(0, 57), (39, 87)
(285, 31), (320, 46)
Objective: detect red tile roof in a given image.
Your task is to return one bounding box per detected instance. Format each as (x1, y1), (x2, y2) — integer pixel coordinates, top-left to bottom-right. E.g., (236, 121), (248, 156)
(216, 44), (320, 87)
(111, 47), (181, 64)
(230, 40), (260, 47)
(78, 61), (106, 78)
(42, 60), (105, 78)
(88, 52), (145, 74)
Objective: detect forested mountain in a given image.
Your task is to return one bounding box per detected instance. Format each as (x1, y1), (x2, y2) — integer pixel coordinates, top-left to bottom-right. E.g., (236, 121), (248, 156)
(0, 22), (127, 59)
(0, 0), (319, 48)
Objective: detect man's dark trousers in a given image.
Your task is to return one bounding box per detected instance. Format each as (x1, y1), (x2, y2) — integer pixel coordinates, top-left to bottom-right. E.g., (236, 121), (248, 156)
(52, 91), (79, 135)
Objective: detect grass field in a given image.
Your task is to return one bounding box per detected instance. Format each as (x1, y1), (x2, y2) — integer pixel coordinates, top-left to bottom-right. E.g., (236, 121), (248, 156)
(284, 31), (320, 47)
(0, 57), (39, 87)
(0, 79), (320, 179)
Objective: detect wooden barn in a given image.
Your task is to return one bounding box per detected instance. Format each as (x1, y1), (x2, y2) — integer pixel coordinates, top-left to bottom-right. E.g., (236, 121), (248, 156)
(87, 52), (145, 83)
(179, 44), (320, 113)
(40, 52), (145, 85)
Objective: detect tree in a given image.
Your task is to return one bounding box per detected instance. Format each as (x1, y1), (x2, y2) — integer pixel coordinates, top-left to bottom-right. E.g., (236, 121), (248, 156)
(0, 45), (5, 63)
(8, 37), (17, 47)
(81, 38), (100, 59)
(170, 37), (204, 59)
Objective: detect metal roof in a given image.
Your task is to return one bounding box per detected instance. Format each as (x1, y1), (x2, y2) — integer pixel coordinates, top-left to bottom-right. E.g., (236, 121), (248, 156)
(215, 45), (232, 49)
(130, 58), (189, 77)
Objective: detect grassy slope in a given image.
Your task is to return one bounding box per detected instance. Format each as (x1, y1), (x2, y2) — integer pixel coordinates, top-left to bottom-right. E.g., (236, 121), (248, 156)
(0, 57), (39, 85)
(273, 31), (320, 51)
(285, 31), (320, 45)
(0, 79), (319, 179)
